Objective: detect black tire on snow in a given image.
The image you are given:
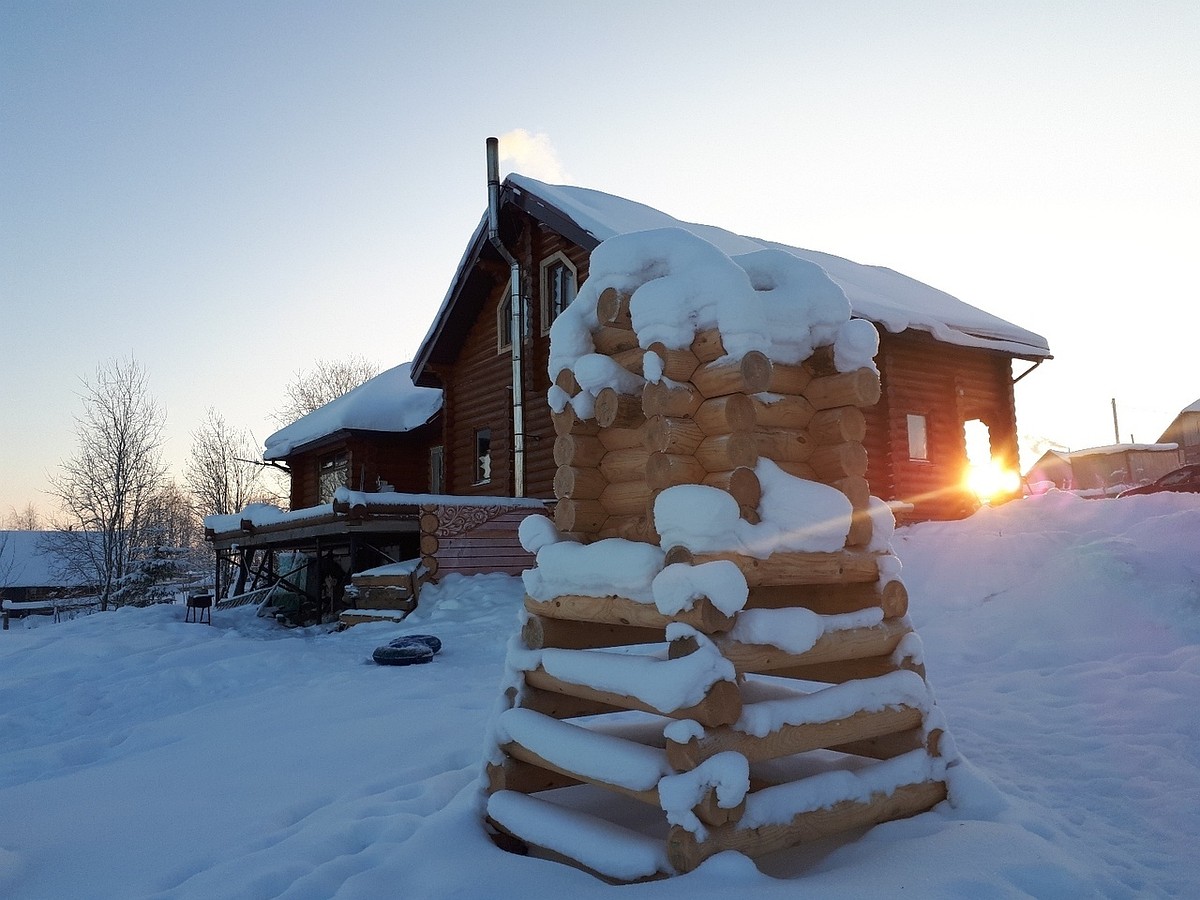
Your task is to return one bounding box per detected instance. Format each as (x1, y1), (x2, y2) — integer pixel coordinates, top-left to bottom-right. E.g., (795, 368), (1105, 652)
(388, 634), (441, 654)
(372, 642), (435, 666)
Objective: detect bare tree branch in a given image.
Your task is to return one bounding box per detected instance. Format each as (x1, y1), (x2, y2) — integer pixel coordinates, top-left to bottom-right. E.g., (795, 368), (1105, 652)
(272, 355), (380, 427)
(185, 408), (282, 517)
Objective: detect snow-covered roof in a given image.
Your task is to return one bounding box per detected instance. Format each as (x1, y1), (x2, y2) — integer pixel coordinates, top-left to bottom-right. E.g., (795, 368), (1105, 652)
(0, 531), (98, 589)
(1064, 442), (1179, 460)
(414, 174), (1051, 372)
(263, 362), (443, 460)
(509, 175), (1051, 358)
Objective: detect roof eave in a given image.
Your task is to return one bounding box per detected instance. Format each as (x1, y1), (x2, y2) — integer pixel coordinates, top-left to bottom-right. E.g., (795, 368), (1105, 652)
(411, 179), (601, 385)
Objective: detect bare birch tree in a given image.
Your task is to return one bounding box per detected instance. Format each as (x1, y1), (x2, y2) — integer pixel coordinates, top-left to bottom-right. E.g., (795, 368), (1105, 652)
(5, 503), (43, 530)
(185, 408), (279, 517)
(0, 531), (13, 593)
(272, 355), (379, 427)
(47, 357), (167, 610)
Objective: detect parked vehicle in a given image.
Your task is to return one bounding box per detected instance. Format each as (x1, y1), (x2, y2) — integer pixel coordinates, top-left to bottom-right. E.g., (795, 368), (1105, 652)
(1117, 464), (1200, 497)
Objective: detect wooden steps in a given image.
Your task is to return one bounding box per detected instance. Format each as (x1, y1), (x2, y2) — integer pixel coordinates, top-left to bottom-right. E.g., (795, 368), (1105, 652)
(337, 559), (425, 628)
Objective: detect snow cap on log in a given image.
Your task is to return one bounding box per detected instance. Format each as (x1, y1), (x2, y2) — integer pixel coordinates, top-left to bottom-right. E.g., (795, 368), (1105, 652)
(523, 537), (665, 603)
(547, 228), (870, 390)
(655, 459), (853, 557)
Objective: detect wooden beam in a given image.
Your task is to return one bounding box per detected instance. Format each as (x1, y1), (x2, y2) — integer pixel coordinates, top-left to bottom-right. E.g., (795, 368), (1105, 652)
(663, 546), (881, 586)
(666, 704), (926, 769)
(523, 666), (742, 726)
(524, 592), (734, 634)
(596, 286), (633, 328)
(666, 780), (947, 873)
(595, 388), (646, 430)
(699, 618), (913, 674)
(803, 368), (881, 411)
(522, 614), (663, 650)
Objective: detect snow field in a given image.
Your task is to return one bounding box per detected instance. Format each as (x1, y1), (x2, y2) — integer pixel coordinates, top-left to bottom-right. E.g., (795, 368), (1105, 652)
(2, 494), (1197, 896)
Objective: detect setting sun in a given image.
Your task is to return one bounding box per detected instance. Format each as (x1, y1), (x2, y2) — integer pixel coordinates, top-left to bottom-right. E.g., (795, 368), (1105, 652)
(965, 460), (1022, 502)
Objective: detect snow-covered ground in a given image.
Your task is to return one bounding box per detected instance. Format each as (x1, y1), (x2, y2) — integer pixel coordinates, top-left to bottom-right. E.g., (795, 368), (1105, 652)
(2, 491), (1197, 898)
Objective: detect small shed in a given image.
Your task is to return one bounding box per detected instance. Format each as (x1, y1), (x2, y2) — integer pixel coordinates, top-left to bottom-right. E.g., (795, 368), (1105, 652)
(1027, 443), (1183, 495)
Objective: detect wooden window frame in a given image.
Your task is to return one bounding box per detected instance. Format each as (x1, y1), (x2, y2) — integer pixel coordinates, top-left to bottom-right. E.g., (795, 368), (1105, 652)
(473, 428), (492, 485)
(539, 252), (577, 335)
(907, 413), (929, 462)
(496, 285), (512, 355)
(317, 450), (349, 503)
(429, 445), (445, 495)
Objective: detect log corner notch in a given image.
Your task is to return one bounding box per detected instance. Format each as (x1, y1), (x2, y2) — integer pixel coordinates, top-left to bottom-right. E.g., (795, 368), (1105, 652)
(485, 276), (951, 881)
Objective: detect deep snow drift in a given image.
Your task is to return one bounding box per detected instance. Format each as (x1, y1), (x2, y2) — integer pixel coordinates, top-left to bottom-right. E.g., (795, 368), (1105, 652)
(2, 491), (1198, 898)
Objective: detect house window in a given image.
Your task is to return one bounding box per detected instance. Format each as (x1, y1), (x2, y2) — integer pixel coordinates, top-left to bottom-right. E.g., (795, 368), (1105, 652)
(318, 451), (349, 503)
(497, 293), (512, 353)
(429, 445), (445, 495)
(907, 414), (929, 461)
(540, 253), (577, 332)
(474, 429), (492, 484)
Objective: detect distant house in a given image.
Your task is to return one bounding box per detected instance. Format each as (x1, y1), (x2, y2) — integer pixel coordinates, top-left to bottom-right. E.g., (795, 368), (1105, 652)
(0, 531), (100, 613)
(1026, 443), (1183, 495)
(1158, 399), (1200, 465)
(412, 170), (1052, 522)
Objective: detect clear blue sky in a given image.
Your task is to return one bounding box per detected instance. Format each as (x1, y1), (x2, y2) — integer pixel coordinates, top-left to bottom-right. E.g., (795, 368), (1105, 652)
(2, 1), (1197, 518)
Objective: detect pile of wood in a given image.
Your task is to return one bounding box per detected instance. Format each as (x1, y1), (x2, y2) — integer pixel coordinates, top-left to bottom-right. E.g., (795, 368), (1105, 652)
(337, 560), (427, 628)
(485, 288), (949, 881)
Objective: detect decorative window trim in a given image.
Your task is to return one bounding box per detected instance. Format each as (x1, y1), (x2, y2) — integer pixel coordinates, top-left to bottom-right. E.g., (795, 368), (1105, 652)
(539, 252), (578, 335)
(496, 282), (513, 355)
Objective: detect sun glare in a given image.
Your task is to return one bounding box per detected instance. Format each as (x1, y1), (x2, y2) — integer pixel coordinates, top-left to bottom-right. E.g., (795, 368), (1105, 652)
(966, 461), (1022, 502)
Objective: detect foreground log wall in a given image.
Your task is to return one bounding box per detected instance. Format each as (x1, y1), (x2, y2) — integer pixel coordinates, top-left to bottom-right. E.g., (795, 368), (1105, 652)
(486, 288), (950, 881)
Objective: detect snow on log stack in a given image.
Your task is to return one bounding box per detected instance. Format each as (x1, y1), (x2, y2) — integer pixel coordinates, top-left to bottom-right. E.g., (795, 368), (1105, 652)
(484, 228), (955, 882)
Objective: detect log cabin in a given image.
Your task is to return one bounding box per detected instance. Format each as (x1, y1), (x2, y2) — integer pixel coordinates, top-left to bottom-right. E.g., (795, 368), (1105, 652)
(411, 146), (1052, 524)
(207, 146), (1054, 620)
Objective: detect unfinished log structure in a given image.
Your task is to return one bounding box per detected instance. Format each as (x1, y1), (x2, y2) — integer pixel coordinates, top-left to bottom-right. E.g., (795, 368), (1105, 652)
(484, 285), (951, 881)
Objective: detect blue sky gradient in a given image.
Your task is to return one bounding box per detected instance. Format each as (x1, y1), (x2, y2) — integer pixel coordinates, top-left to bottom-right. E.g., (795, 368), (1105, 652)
(2, 1), (1197, 516)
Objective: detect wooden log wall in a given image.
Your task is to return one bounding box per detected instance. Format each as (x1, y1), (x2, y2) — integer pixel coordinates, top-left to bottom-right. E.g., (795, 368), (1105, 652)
(552, 292), (881, 549)
(486, 289), (950, 881)
(419, 504), (542, 579)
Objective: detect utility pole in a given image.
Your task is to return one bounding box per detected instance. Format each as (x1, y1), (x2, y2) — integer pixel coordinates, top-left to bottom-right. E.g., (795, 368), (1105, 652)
(1111, 398), (1120, 444)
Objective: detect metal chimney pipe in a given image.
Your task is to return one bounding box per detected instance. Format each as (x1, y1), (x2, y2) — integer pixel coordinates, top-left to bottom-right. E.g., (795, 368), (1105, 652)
(485, 137), (526, 497)
(486, 136), (502, 237)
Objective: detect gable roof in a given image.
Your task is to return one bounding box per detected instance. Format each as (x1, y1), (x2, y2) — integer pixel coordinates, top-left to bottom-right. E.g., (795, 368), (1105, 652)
(264, 362), (443, 460)
(412, 174), (1051, 381)
(1157, 398), (1200, 443)
(1, 531), (100, 589)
